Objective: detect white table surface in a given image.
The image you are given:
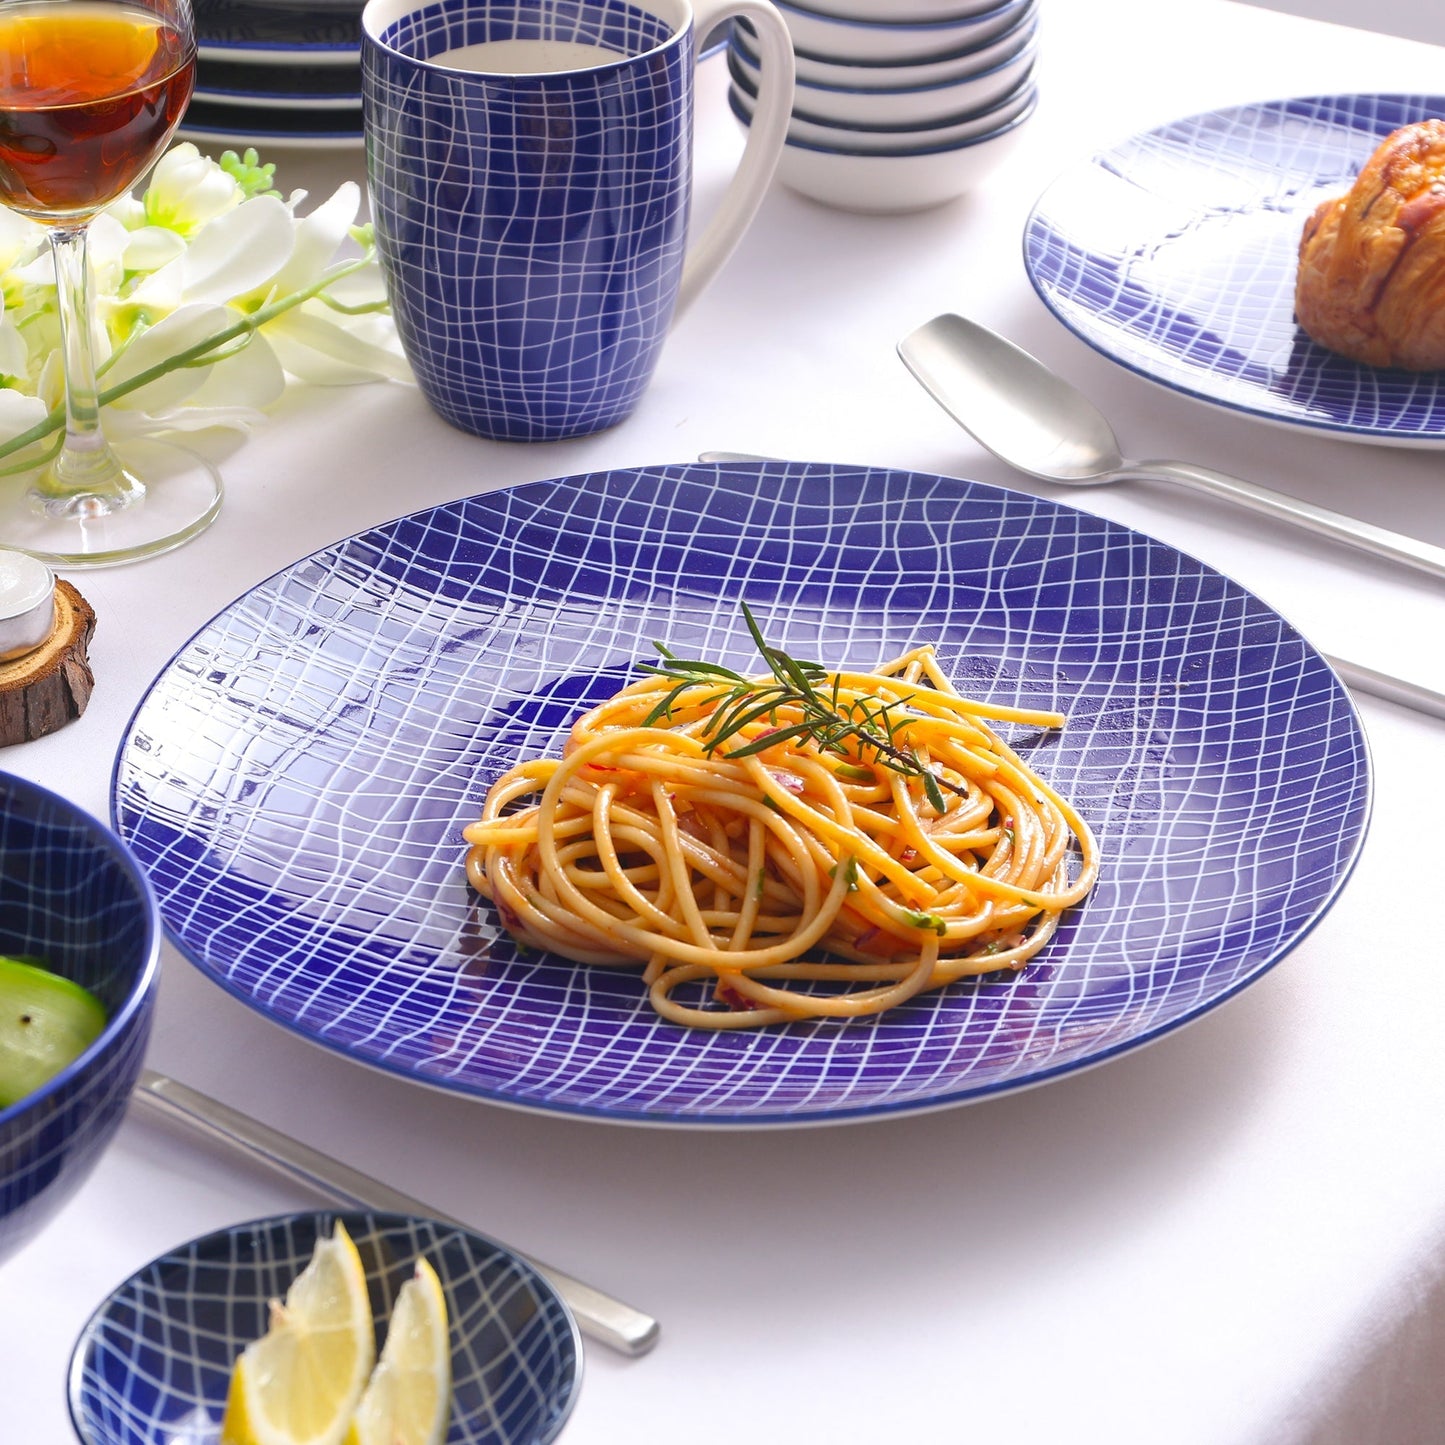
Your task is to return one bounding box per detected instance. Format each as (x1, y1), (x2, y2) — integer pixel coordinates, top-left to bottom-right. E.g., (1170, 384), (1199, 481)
(8, 1), (1445, 1440)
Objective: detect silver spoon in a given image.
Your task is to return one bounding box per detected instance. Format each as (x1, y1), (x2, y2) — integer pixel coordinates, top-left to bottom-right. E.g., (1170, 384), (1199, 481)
(897, 312), (1445, 584)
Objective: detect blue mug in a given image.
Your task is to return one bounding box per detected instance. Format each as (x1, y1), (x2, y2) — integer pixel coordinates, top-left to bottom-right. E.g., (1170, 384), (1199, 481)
(361, 0), (794, 442)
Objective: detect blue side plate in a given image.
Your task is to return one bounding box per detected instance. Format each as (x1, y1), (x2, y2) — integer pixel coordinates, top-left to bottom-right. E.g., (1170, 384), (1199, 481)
(68, 1210), (581, 1445)
(111, 461), (1371, 1127)
(1025, 93), (1445, 446)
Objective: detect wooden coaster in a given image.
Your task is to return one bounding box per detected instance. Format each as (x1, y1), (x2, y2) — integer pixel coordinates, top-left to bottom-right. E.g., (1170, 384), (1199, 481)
(0, 580), (95, 746)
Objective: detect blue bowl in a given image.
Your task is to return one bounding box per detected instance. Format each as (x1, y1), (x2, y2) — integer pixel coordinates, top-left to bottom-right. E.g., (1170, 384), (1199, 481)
(69, 1209), (583, 1445)
(0, 773), (160, 1264)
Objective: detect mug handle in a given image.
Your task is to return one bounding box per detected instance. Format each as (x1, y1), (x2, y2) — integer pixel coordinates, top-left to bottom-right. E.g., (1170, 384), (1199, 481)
(675, 0), (795, 317)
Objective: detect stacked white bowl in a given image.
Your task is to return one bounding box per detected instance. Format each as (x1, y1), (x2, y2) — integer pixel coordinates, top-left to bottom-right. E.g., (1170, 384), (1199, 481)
(729, 0), (1040, 213)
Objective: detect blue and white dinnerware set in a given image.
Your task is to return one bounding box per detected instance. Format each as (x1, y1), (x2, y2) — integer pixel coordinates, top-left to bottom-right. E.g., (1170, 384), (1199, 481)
(729, 0), (1040, 211)
(185, 0), (365, 150)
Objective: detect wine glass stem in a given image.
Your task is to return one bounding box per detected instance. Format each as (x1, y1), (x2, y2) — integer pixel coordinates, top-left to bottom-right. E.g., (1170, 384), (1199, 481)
(35, 222), (141, 515)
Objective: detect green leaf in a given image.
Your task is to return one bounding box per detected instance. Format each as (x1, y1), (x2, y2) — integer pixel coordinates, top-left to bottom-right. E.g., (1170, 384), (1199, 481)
(922, 771), (946, 814)
(724, 722), (811, 758)
(642, 680), (707, 727)
(643, 654), (745, 680)
(706, 692), (793, 747)
(902, 909), (947, 936)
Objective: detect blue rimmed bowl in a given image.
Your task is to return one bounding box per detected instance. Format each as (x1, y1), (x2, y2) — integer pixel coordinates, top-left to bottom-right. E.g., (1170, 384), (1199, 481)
(739, 4), (1034, 93)
(803, 0), (1008, 16)
(68, 1209), (583, 1445)
(775, 0), (1033, 61)
(732, 11), (1036, 126)
(731, 68), (1037, 211)
(0, 774), (160, 1266)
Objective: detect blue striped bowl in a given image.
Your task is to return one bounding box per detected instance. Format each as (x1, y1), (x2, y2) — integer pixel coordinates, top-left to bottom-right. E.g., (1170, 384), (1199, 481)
(0, 775), (160, 1265)
(69, 1209), (583, 1445)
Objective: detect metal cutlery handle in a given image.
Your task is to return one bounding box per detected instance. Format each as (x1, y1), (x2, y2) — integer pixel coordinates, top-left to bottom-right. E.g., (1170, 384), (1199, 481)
(1324, 653), (1445, 721)
(132, 1069), (660, 1358)
(1125, 459), (1445, 584)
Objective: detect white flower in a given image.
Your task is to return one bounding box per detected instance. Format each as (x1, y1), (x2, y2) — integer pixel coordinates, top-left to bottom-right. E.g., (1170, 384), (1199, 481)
(100, 301), (286, 436)
(131, 192), (298, 313)
(0, 143), (409, 467)
(0, 386), (46, 442)
(141, 143), (245, 238)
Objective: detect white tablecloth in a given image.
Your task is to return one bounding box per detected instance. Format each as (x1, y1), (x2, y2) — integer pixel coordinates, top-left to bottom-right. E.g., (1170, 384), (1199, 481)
(7, 2), (1445, 1440)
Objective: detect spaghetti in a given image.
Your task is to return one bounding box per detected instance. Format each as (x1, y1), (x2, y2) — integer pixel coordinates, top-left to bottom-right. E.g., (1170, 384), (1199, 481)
(464, 636), (1098, 1030)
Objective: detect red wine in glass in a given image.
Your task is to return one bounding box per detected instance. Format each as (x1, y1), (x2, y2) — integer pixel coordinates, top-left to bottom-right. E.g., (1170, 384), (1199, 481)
(0, 0), (217, 568)
(0, 2), (194, 218)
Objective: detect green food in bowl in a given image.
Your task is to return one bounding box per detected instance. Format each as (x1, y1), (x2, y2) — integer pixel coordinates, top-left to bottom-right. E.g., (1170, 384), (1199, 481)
(0, 955), (108, 1109)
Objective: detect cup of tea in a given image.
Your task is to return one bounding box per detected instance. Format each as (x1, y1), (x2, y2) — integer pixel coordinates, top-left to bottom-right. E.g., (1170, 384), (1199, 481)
(361, 0), (795, 442)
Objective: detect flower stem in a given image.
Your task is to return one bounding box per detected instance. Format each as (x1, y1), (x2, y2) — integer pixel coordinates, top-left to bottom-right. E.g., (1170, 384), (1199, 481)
(0, 250), (379, 469)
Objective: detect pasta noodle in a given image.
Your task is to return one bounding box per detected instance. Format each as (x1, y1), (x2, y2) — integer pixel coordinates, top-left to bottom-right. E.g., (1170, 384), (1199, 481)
(463, 640), (1098, 1030)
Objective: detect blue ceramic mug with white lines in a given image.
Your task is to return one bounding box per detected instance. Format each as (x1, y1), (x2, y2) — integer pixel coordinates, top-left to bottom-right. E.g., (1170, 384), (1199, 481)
(361, 0), (794, 442)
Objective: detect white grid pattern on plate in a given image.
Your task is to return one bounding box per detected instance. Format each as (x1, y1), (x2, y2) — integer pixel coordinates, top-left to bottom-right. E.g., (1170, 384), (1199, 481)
(112, 462), (1370, 1125)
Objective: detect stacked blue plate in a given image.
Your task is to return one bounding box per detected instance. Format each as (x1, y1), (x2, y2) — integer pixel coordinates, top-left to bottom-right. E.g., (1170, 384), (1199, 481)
(185, 0), (363, 151)
(730, 0), (1040, 212)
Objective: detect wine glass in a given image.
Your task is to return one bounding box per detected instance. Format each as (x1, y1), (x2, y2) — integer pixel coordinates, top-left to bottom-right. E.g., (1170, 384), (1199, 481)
(0, 0), (218, 567)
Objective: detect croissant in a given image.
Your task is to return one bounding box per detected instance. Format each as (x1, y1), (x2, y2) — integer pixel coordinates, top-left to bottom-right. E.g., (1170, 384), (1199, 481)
(1295, 118), (1445, 370)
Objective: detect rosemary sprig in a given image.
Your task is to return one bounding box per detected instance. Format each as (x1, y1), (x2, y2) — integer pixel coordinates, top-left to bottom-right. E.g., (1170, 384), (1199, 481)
(641, 602), (962, 812)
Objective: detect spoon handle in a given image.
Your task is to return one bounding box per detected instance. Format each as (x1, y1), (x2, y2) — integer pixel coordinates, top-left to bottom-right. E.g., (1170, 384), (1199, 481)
(1126, 459), (1445, 583)
(1326, 654), (1445, 721)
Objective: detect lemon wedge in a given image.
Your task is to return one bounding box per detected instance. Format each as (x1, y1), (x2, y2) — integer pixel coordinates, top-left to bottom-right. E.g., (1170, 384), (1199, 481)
(344, 1257), (451, 1445)
(221, 1221), (376, 1445)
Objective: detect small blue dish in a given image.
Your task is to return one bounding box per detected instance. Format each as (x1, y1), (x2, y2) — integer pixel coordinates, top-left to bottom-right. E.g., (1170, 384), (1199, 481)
(68, 1209), (583, 1445)
(0, 774), (160, 1266)
(1024, 91), (1445, 446)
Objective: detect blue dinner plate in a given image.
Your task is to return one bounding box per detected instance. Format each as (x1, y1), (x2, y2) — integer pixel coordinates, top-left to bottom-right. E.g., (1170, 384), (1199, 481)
(194, 7), (725, 65)
(195, 56), (361, 99)
(197, 0), (360, 62)
(111, 461), (1371, 1127)
(178, 96), (364, 148)
(68, 1210), (580, 1445)
(1025, 92), (1445, 446)
(189, 89), (362, 110)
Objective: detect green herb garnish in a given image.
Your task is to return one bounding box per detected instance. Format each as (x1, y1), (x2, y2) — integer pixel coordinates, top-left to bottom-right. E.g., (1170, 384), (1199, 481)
(642, 603), (962, 813)
(901, 909), (948, 935)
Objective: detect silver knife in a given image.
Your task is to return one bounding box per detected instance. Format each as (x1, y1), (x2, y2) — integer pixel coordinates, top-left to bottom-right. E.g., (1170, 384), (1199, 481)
(131, 1069), (660, 1357)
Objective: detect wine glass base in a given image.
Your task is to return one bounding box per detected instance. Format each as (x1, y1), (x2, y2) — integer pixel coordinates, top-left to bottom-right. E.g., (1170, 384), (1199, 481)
(0, 437), (222, 569)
